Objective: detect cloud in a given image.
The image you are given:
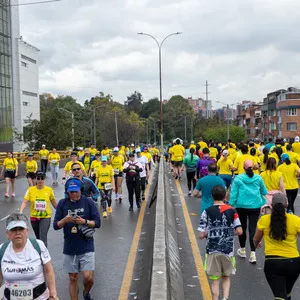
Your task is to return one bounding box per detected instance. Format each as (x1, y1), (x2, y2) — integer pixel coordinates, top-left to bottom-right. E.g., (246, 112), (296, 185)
(18, 0), (300, 107)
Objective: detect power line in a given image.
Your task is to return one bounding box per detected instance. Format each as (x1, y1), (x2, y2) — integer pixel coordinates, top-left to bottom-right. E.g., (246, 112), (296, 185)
(7, 0), (61, 7)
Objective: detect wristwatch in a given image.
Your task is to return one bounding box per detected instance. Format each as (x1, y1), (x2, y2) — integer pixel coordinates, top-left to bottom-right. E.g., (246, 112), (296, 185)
(85, 219), (89, 226)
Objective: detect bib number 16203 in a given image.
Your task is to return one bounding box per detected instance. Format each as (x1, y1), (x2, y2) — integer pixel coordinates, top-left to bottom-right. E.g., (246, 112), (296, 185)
(11, 283), (33, 300)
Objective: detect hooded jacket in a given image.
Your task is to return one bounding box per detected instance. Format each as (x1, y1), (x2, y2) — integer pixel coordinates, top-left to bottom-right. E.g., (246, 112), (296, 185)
(229, 173), (267, 209)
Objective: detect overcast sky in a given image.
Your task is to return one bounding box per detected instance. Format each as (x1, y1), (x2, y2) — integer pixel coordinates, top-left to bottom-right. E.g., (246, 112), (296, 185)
(19, 0), (300, 108)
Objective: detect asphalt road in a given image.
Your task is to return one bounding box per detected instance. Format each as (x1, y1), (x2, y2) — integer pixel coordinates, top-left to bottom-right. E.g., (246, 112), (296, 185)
(168, 168), (300, 300)
(0, 170), (147, 300)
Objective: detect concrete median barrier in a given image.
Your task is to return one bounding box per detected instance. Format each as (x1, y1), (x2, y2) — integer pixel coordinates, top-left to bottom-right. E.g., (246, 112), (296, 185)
(150, 159), (184, 300)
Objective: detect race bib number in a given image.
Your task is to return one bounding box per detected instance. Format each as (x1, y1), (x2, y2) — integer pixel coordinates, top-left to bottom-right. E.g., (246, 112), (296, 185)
(104, 183), (112, 190)
(34, 201), (46, 211)
(114, 169), (119, 175)
(42, 156), (46, 159)
(11, 283), (33, 300)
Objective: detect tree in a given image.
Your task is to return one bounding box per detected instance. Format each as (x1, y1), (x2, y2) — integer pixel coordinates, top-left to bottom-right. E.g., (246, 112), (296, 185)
(140, 98), (160, 118)
(201, 125), (246, 143)
(125, 91), (143, 114)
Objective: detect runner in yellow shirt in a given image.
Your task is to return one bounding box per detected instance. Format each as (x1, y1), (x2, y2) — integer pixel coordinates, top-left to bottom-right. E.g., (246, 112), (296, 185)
(189, 141), (196, 150)
(62, 152), (86, 183)
(89, 152), (102, 182)
(141, 147), (153, 170)
(95, 156), (115, 218)
(26, 153), (38, 187)
(169, 139), (185, 179)
(0, 151), (18, 198)
(198, 137), (208, 150)
(89, 143), (98, 156)
(111, 147), (125, 202)
(39, 144), (49, 174)
(208, 143), (218, 161)
(20, 171), (57, 247)
(233, 145), (258, 174)
(48, 148), (60, 186)
(101, 145), (111, 159)
(286, 144), (300, 166)
(77, 147), (84, 160)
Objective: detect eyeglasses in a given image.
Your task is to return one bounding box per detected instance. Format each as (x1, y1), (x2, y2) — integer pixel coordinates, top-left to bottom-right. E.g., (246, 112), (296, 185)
(36, 177), (44, 180)
(72, 168), (81, 171)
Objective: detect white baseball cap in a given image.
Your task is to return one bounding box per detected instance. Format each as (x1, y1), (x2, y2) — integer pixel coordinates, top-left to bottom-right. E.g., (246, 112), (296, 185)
(135, 148), (141, 153)
(295, 136), (300, 142)
(6, 220), (28, 231)
(131, 143), (135, 147)
(113, 147), (119, 152)
(222, 150), (229, 156)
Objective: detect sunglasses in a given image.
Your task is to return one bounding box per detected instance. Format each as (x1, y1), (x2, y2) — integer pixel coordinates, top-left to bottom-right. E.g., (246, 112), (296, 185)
(36, 177), (45, 180)
(72, 168), (81, 171)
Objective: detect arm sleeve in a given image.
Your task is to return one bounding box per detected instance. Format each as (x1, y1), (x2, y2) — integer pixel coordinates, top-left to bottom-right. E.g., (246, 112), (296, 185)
(24, 188), (31, 201)
(53, 200), (64, 230)
(197, 210), (208, 232)
(229, 179), (238, 207)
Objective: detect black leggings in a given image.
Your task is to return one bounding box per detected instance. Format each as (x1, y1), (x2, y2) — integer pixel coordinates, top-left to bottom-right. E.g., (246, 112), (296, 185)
(236, 208), (260, 251)
(264, 257), (300, 300)
(186, 171), (196, 191)
(40, 159), (48, 174)
(126, 179), (141, 207)
(100, 189), (112, 210)
(286, 189), (298, 213)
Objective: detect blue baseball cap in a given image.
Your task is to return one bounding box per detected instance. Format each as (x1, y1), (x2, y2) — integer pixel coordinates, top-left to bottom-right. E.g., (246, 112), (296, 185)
(67, 179), (81, 192)
(281, 154), (290, 161)
(101, 156), (108, 162)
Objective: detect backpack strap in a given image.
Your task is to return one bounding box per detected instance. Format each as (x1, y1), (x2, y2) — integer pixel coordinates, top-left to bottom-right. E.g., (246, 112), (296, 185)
(0, 241), (10, 267)
(29, 238), (41, 256)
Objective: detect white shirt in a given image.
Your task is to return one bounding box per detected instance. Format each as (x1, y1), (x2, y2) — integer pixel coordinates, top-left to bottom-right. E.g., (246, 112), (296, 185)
(136, 155), (148, 178)
(0, 239), (51, 300)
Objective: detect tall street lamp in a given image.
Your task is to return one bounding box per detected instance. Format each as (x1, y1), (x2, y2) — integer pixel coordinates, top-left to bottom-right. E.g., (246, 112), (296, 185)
(216, 101), (230, 141)
(58, 107), (74, 149)
(137, 32), (182, 148)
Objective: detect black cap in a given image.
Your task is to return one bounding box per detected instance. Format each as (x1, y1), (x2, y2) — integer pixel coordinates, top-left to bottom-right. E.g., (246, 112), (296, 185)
(71, 152), (77, 156)
(129, 153), (135, 158)
(36, 171), (45, 178)
(95, 152), (101, 156)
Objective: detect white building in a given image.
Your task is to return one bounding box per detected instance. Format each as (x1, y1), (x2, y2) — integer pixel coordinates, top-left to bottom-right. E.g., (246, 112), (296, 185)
(0, 0), (40, 152)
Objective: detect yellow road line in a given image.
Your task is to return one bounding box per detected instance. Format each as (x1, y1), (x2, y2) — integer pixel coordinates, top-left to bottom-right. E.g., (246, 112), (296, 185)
(175, 180), (212, 300)
(118, 177), (152, 300)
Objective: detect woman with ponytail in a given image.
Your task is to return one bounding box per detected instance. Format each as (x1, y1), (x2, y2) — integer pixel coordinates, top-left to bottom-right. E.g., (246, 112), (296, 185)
(183, 148), (200, 196)
(278, 154), (300, 214)
(253, 193), (300, 300)
(259, 148), (269, 172)
(229, 159), (268, 264)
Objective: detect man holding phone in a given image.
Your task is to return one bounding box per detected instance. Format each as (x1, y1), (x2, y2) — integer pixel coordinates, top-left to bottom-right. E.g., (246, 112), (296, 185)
(53, 178), (101, 300)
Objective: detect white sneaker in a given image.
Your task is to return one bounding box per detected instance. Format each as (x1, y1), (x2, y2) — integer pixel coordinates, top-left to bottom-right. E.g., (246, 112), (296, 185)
(237, 248), (246, 258)
(188, 191), (192, 196)
(249, 251), (256, 264)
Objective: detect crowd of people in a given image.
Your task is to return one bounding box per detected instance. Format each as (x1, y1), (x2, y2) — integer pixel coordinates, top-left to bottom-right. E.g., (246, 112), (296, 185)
(166, 136), (300, 300)
(0, 142), (159, 300)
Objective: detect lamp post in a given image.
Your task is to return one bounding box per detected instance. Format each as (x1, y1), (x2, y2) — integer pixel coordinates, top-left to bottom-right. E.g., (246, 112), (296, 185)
(137, 32), (182, 149)
(58, 108), (74, 150)
(216, 101), (230, 140)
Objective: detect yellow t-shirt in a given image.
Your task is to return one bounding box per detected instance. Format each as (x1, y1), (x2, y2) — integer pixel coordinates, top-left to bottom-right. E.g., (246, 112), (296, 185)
(26, 160), (38, 173)
(24, 186), (55, 218)
(119, 149), (126, 158)
(83, 156), (91, 172)
(287, 152), (300, 165)
(3, 158), (18, 171)
(260, 170), (282, 191)
(48, 153), (60, 165)
(111, 155), (125, 173)
(101, 149), (111, 158)
(96, 165), (114, 188)
(217, 157), (233, 175)
(252, 156), (260, 174)
(209, 147), (218, 160)
(189, 144), (196, 149)
(90, 160), (102, 173)
(228, 148), (237, 162)
(198, 141), (208, 150)
(64, 160), (85, 174)
(269, 152), (279, 167)
(77, 151), (84, 159)
(257, 214), (300, 258)
(142, 152), (152, 163)
(89, 148), (98, 156)
(278, 163), (300, 190)
(39, 149), (49, 159)
(248, 147), (261, 157)
(259, 155), (268, 172)
(233, 154), (256, 175)
(170, 145), (185, 162)
(292, 142), (300, 154)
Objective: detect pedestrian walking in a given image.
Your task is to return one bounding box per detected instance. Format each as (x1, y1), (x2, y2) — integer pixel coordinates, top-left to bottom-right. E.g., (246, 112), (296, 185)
(25, 152), (38, 186)
(39, 144), (49, 174)
(20, 171), (57, 247)
(183, 148), (200, 196)
(123, 153), (143, 211)
(0, 151), (18, 198)
(53, 178), (101, 300)
(48, 148), (60, 186)
(135, 148), (149, 201)
(199, 185), (242, 300)
(229, 160), (267, 264)
(254, 193), (300, 300)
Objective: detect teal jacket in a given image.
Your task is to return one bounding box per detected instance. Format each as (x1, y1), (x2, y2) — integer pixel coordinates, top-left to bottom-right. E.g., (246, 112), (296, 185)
(183, 154), (200, 171)
(229, 173), (267, 209)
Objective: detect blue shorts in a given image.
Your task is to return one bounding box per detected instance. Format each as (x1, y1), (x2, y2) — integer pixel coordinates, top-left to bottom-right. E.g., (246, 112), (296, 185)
(219, 174), (232, 188)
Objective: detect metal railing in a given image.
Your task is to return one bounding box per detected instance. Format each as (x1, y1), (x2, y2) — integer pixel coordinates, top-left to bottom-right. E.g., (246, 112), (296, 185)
(0, 151), (72, 165)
